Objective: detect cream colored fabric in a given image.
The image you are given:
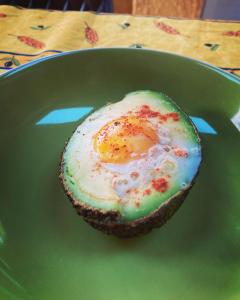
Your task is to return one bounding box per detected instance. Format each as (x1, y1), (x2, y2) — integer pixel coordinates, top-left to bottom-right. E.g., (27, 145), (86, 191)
(0, 5), (239, 76)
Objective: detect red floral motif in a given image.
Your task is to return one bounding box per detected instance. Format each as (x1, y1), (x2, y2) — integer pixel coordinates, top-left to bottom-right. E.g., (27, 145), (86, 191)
(152, 178), (169, 193)
(9, 34), (45, 49)
(223, 31), (240, 37)
(84, 22), (98, 45)
(155, 21), (180, 35)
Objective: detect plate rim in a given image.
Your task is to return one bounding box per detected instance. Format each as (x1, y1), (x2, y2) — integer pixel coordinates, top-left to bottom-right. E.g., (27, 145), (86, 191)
(0, 47), (239, 84)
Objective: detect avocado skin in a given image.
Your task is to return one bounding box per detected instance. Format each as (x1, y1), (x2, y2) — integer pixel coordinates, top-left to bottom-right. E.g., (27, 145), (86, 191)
(60, 153), (199, 238)
(83, 188), (190, 238)
(59, 93), (202, 238)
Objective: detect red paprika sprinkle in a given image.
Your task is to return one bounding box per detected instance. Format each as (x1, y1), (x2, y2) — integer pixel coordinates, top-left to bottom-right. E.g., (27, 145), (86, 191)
(130, 172), (139, 179)
(174, 148), (188, 158)
(137, 105), (161, 118)
(152, 178), (169, 193)
(0, 13), (7, 18)
(136, 105), (179, 122)
(143, 189), (151, 196)
(165, 112), (179, 121)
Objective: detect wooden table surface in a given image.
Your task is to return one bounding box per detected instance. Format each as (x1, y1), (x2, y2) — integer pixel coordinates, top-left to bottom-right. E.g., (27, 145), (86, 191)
(113, 0), (205, 18)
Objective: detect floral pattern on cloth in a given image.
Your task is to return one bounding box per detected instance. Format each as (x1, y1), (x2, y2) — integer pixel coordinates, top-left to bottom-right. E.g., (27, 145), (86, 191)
(0, 5), (239, 76)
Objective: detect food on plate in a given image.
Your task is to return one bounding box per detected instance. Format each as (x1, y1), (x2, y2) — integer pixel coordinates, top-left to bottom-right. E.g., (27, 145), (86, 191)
(59, 91), (202, 238)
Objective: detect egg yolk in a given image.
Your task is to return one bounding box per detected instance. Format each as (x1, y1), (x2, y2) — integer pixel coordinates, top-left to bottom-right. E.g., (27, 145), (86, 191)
(93, 116), (158, 164)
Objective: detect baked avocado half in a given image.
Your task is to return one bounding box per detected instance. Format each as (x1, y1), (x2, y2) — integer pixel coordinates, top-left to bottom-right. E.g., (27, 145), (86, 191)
(59, 91), (202, 238)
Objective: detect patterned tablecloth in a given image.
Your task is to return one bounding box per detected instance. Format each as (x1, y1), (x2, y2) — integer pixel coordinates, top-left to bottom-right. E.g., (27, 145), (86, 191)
(0, 5), (239, 76)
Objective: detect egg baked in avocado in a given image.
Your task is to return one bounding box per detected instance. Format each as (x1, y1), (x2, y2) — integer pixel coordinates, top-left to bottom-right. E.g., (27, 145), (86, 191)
(59, 91), (202, 238)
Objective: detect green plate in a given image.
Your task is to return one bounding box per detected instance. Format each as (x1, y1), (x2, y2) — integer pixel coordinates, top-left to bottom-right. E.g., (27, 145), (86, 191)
(0, 48), (239, 300)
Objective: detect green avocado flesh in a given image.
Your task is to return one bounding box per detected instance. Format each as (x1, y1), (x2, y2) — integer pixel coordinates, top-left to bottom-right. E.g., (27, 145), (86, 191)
(61, 91), (202, 222)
